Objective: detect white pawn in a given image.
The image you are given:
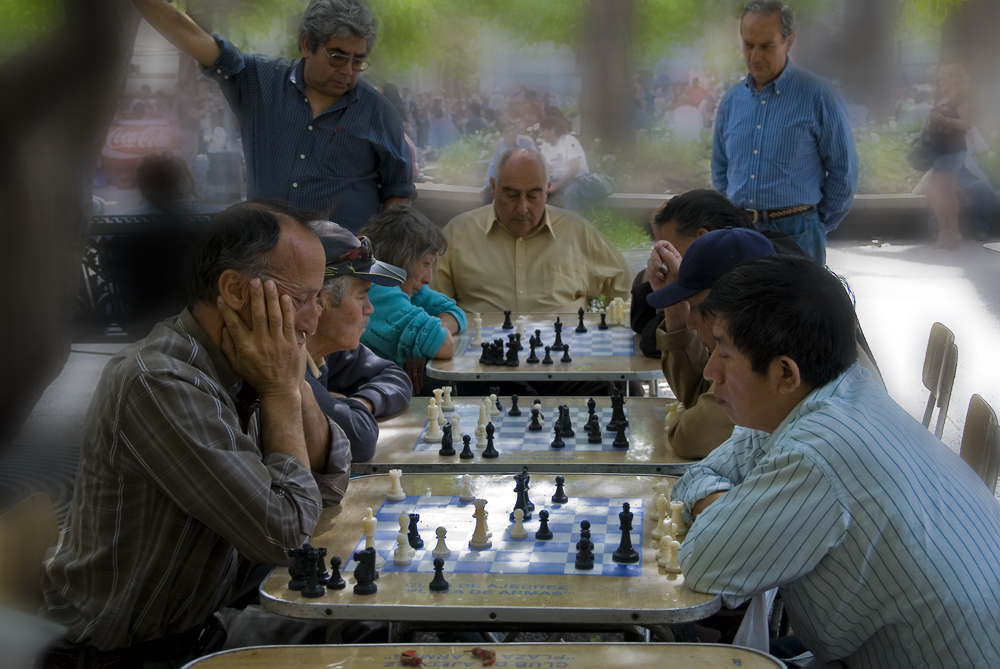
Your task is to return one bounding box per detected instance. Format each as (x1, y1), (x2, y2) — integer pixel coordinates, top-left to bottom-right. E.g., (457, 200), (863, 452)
(398, 512), (416, 557)
(651, 495), (670, 540)
(386, 469), (406, 501)
(459, 474), (475, 502)
(471, 313), (483, 346)
(488, 394), (500, 417)
(663, 538), (682, 574)
(533, 402), (544, 425)
(424, 403), (443, 443)
(441, 386), (455, 410)
(450, 413), (461, 440)
(670, 500), (687, 538)
(510, 508), (528, 539)
(362, 507), (385, 570)
(656, 533), (670, 565)
(393, 532), (412, 565)
(432, 526), (452, 558)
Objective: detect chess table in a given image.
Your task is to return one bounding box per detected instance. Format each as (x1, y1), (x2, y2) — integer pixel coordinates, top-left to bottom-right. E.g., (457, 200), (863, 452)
(181, 644), (788, 669)
(425, 313), (662, 385)
(260, 473), (720, 639)
(356, 397), (698, 476)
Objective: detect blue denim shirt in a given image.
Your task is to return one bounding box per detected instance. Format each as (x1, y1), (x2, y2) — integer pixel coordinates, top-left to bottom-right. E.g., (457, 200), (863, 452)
(205, 35), (415, 233)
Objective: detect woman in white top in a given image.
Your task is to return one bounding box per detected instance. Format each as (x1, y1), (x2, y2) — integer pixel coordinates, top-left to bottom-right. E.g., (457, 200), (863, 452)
(539, 115), (589, 211)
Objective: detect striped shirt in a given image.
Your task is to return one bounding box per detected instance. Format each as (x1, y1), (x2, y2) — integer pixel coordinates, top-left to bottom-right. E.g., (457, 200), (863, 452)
(206, 36), (415, 233)
(42, 309), (351, 650)
(672, 363), (1000, 667)
(711, 60), (859, 232)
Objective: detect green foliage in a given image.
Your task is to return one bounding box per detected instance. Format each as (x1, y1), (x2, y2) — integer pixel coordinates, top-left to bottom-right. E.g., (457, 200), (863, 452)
(904, 0), (969, 28)
(588, 208), (652, 250)
(0, 0), (63, 59)
(433, 132), (497, 187)
(854, 130), (924, 195)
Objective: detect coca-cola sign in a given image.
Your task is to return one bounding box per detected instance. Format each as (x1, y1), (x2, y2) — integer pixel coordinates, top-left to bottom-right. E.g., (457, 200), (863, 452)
(102, 120), (180, 159)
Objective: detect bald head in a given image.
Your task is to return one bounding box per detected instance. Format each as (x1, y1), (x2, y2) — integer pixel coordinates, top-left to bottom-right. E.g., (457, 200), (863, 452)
(490, 148), (550, 238)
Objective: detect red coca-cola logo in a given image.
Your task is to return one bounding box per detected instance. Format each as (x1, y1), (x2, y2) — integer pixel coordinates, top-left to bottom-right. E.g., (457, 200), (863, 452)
(102, 121), (180, 159)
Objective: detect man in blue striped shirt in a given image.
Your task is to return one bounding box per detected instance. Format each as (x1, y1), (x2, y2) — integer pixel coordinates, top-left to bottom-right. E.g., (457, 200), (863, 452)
(672, 255), (1000, 666)
(712, 1), (858, 263)
(133, 0), (415, 234)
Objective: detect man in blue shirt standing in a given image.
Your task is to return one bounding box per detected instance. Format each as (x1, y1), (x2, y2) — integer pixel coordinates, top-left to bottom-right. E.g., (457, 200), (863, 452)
(672, 255), (1000, 666)
(712, 1), (858, 263)
(133, 0), (415, 234)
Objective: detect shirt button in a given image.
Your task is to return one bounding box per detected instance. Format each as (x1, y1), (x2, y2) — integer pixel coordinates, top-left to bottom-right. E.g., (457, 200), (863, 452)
(223, 75), (229, 80)
(300, 154), (306, 159)
(518, 290), (525, 295)
(757, 125), (762, 129)
(292, 182), (299, 188)
(761, 100), (767, 105)
(750, 175), (755, 179)
(308, 125), (313, 131)
(518, 263), (524, 268)
(216, 69), (221, 74)
(749, 199), (754, 204)
(753, 149), (758, 154)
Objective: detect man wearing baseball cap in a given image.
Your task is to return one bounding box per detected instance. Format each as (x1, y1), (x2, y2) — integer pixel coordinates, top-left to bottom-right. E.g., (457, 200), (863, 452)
(304, 221), (413, 463)
(648, 227), (882, 461)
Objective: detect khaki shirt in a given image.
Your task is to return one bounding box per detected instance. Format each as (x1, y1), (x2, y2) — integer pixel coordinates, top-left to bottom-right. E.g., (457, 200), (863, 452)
(434, 204), (632, 314)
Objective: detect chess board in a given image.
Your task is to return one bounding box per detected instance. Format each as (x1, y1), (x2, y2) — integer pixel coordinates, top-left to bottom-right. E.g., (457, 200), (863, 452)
(463, 325), (636, 357)
(344, 494), (644, 577)
(415, 403), (631, 453)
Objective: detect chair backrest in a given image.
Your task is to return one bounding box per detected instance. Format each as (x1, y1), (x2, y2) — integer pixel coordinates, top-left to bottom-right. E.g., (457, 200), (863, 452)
(0, 493), (59, 612)
(960, 394), (1000, 493)
(922, 323), (958, 438)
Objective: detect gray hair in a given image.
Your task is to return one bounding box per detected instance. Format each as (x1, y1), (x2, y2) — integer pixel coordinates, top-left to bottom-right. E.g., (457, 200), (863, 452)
(359, 206), (447, 275)
(299, 0), (379, 54)
(741, 1), (795, 40)
(495, 147), (551, 184)
(322, 275), (353, 308)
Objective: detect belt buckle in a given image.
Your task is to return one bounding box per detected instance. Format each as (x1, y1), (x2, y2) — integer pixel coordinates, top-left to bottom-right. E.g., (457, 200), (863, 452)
(745, 209), (759, 224)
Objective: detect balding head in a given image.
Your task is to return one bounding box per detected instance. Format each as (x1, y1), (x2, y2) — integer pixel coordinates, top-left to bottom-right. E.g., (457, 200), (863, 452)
(490, 148), (550, 238)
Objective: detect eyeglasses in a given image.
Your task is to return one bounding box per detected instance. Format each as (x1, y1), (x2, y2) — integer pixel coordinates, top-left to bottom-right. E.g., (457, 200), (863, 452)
(326, 236), (373, 271)
(322, 47), (370, 72)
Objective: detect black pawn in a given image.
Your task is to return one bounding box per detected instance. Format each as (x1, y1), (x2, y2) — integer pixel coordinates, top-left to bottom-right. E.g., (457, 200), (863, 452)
(560, 345), (572, 363)
(587, 421), (602, 443)
(535, 509), (553, 540)
(302, 548), (325, 598)
(326, 556), (346, 590)
(526, 343), (539, 363)
(438, 423), (456, 456)
(408, 513), (424, 549)
(460, 434), (475, 459)
(509, 395), (522, 416)
(550, 421), (565, 449)
(576, 520), (593, 550)
(429, 557), (449, 591)
(534, 329), (543, 347)
(528, 407), (543, 431)
(502, 310), (514, 329)
(482, 423), (499, 458)
(551, 475), (568, 504)
(611, 502), (639, 564)
(576, 307), (588, 333)
(612, 420), (630, 449)
(587, 397), (596, 418)
(286, 545), (309, 591)
(542, 346), (554, 364)
(352, 548), (378, 595)
(598, 312), (609, 330)
(575, 522), (595, 570)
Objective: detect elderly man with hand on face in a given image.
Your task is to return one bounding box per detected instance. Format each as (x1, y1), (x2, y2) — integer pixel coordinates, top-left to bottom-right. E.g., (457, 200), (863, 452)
(304, 222), (412, 463)
(435, 147), (631, 314)
(41, 199), (351, 666)
(672, 255), (1000, 666)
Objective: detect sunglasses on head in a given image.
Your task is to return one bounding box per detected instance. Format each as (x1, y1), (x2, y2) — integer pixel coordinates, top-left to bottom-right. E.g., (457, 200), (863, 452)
(325, 236), (374, 277)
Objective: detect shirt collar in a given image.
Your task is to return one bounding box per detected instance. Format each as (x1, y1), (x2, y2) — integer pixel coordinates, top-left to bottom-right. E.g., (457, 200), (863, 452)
(742, 57), (795, 95)
(178, 307), (244, 399)
(288, 60), (361, 109)
(484, 205), (556, 240)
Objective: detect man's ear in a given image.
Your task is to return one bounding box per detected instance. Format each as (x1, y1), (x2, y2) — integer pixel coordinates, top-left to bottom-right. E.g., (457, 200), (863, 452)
(773, 355), (804, 395)
(300, 34), (313, 58)
(785, 32), (796, 51)
(217, 269), (248, 311)
(695, 227), (710, 238)
(489, 176), (497, 200)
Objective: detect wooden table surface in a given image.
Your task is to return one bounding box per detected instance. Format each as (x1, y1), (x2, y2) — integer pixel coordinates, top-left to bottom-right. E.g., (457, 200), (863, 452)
(357, 397), (697, 476)
(183, 643), (786, 669)
(260, 473), (719, 630)
(426, 313), (662, 382)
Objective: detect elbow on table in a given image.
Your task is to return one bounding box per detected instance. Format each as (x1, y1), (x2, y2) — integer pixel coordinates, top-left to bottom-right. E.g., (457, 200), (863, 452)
(434, 333), (457, 360)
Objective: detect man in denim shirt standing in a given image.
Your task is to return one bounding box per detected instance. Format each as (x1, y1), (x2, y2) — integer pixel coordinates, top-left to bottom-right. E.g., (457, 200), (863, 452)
(712, 1), (858, 263)
(133, 0), (415, 234)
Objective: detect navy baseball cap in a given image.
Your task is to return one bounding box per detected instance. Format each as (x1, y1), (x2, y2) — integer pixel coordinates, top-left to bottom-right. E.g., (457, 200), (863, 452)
(312, 220), (406, 287)
(646, 227), (775, 309)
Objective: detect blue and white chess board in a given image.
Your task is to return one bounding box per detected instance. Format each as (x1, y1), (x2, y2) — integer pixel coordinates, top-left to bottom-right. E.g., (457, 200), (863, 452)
(463, 325), (636, 357)
(415, 403), (631, 453)
(345, 494), (644, 577)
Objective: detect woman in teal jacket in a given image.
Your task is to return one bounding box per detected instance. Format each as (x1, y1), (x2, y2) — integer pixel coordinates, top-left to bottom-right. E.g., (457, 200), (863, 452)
(360, 207), (466, 393)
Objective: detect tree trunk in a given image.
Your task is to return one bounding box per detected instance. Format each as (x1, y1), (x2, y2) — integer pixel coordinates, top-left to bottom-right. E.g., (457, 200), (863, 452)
(0, 0), (141, 451)
(940, 0), (1000, 134)
(839, 0), (896, 123)
(579, 0), (635, 154)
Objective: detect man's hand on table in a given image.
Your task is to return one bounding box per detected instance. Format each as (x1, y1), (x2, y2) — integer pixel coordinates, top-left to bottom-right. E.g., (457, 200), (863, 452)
(330, 391), (375, 414)
(439, 312), (461, 336)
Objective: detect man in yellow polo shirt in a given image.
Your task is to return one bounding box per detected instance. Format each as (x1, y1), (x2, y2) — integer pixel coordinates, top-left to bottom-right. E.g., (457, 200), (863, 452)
(435, 147), (631, 314)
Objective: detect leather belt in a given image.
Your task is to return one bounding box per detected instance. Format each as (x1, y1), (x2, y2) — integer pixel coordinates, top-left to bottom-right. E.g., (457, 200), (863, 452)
(744, 204), (815, 224)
